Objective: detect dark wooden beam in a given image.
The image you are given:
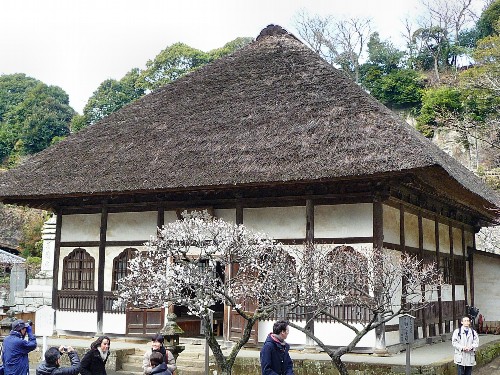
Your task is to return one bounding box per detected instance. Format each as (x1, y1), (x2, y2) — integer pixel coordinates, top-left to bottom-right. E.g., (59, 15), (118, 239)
(97, 204), (108, 334)
(449, 223), (456, 330)
(418, 212), (427, 338)
(52, 210), (62, 311)
(469, 236), (476, 307)
(435, 215), (443, 335)
(461, 227), (468, 306)
(306, 199), (314, 243)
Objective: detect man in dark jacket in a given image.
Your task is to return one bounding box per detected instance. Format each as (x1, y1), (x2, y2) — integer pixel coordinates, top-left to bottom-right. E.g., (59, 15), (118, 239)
(36, 346), (80, 375)
(149, 352), (172, 375)
(2, 319), (37, 375)
(260, 320), (294, 375)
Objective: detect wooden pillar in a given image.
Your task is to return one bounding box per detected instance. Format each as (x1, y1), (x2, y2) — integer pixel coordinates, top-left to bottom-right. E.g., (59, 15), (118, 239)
(469, 235), (476, 307)
(418, 213), (427, 338)
(97, 204), (108, 334)
(305, 199), (315, 344)
(461, 227), (468, 306)
(373, 200), (386, 353)
(236, 204), (243, 225)
(306, 199), (314, 243)
(157, 207), (165, 229)
(400, 204), (406, 306)
(449, 223), (456, 330)
(52, 209), (62, 311)
(224, 204), (244, 343)
(435, 217), (443, 335)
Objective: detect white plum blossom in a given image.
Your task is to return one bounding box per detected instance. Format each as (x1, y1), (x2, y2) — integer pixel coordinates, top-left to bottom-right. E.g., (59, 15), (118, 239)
(115, 210), (295, 375)
(284, 244), (442, 375)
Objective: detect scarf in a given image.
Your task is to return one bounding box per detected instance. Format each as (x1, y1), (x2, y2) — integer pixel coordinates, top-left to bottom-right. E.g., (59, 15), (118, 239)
(271, 333), (286, 345)
(97, 347), (108, 362)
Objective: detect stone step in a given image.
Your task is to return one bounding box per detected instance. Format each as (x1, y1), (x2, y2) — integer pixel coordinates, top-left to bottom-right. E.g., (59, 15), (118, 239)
(121, 362), (143, 372)
(27, 277), (53, 287)
(123, 353), (144, 363)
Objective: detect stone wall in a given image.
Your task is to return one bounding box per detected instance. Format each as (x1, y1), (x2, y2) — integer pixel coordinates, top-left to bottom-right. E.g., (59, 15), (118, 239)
(222, 339), (500, 375)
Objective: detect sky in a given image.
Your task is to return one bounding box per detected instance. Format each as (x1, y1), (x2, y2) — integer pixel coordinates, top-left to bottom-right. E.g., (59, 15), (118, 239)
(0, 0), (482, 114)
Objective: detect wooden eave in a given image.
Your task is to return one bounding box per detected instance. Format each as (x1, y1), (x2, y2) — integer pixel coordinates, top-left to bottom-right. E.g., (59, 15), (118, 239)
(2, 171), (495, 226)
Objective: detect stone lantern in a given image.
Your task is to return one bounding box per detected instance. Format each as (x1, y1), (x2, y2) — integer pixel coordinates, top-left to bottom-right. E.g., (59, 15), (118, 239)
(160, 313), (185, 359)
(0, 310), (17, 340)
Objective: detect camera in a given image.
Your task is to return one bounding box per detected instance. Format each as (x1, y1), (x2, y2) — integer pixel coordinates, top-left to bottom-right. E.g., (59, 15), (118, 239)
(61, 347), (68, 353)
(27, 320), (33, 326)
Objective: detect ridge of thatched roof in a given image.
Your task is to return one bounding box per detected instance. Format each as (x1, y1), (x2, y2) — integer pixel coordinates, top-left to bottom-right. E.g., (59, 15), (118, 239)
(0, 25), (498, 216)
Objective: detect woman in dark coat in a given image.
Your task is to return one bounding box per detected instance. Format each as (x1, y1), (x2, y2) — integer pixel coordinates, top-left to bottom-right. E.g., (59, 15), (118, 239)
(80, 336), (111, 375)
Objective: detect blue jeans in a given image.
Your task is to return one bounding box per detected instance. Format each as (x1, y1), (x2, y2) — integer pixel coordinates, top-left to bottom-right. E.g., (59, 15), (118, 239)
(457, 365), (472, 375)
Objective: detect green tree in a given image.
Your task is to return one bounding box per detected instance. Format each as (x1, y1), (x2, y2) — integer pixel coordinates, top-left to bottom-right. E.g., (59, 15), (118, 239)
(0, 73), (39, 122)
(140, 43), (211, 91)
(360, 33), (422, 109)
(69, 114), (88, 133)
(416, 86), (462, 136)
(208, 37), (253, 59)
(364, 68), (424, 109)
(366, 32), (404, 73)
(83, 68), (144, 125)
(477, 0), (500, 39)
(0, 76), (74, 162)
(5, 83), (74, 154)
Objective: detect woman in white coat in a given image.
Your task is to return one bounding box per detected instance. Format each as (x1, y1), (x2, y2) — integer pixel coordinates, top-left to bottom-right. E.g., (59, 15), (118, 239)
(452, 316), (479, 375)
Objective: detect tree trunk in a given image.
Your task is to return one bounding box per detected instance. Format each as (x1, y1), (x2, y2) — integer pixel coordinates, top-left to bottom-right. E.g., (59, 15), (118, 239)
(331, 355), (349, 375)
(433, 55), (440, 82)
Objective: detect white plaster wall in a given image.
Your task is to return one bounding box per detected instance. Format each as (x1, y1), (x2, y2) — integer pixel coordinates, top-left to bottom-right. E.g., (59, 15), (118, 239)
(422, 218), (436, 251)
(315, 203), (373, 238)
(258, 320), (375, 347)
(61, 214), (100, 242)
(404, 212), (419, 248)
(439, 223), (450, 252)
(258, 320), (307, 345)
(453, 227), (463, 256)
(243, 206), (306, 239)
(163, 211), (178, 224)
(441, 285), (453, 301)
(58, 247), (99, 290)
(441, 286), (465, 304)
(455, 287), (465, 300)
(103, 313), (127, 334)
(56, 311), (96, 332)
(382, 205), (399, 245)
(474, 254), (500, 320)
(107, 211), (157, 241)
(104, 246), (148, 290)
(315, 321), (375, 347)
(214, 209), (236, 224)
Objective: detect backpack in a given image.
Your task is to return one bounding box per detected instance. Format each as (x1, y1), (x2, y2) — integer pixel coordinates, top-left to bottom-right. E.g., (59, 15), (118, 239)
(457, 328), (476, 340)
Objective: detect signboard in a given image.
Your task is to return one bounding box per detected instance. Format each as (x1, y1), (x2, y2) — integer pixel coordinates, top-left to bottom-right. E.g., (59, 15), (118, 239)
(35, 305), (55, 336)
(399, 314), (415, 344)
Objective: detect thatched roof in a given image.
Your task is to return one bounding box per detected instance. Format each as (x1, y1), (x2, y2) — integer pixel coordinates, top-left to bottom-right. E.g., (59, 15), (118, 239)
(0, 25), (498, 219)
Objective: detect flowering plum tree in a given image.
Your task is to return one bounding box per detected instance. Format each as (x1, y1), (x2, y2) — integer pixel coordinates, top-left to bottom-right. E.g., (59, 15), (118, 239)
(115, 211), (296, 375)
(286, 244), (442, 375)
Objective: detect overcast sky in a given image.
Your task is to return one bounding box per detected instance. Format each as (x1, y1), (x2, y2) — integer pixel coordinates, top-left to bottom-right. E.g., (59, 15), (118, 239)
(0, 0), (483, 113)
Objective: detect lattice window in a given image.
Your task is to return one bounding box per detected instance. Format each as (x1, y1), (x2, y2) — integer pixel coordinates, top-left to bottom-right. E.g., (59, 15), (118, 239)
(328, 246), (369, 296)
(62, 248), (95, 290)
(112, 248), (136, 291)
